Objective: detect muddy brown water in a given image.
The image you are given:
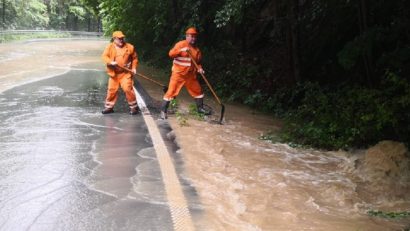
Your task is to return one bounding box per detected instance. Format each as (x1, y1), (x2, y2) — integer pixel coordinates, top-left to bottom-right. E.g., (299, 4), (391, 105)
(1, 39), (409, 230)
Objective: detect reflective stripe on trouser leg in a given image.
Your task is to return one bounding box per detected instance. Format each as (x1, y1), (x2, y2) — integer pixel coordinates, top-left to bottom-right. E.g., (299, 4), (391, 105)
(104, 102), (115, 109)
(185, 73), (203, 98)
(104, 76), (120, 108)
(119, 73), (138, 107)
(129, 101), (138, 109)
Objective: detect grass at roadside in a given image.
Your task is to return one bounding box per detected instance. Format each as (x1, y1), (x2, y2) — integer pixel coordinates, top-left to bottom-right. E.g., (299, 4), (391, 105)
(169, 99), (207, 126)
(367, 210), (410, 219)
(0, 31), (71, 43)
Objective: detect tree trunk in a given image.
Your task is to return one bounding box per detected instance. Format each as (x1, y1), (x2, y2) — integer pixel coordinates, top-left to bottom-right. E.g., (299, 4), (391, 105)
(289, 0), (301, 83)
(97, 16), (102, 32)
(65, 14), (69, 30)
(2, 0), (5, 29)
(358, 0), (373, 86)
(86, 13), (90, 32)
(73, 15), (78, 31)
(170, 0), (178, 25)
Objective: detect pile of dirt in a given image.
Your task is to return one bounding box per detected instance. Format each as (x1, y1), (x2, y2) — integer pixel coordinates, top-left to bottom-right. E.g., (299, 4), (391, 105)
(364, 140), (410, 180)
(354, 140), (410, 203)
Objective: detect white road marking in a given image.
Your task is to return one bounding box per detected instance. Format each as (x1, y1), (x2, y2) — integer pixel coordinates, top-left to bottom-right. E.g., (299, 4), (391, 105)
(135, 86), (195, 231)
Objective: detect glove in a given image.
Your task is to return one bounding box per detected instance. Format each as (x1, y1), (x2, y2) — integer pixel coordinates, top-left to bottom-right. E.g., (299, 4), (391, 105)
(131, 69), (137, 75)
(180, 47), (189, 52)
(197, 68), (205, 74)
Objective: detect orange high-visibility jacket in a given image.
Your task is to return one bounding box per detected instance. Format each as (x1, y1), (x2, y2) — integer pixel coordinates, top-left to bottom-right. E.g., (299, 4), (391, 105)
(169, 40), (202, 76)
(102, 43), (138, 77)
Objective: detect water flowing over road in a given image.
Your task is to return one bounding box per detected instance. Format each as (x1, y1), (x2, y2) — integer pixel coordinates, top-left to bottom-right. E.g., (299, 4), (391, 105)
(0, 70), (181, 230)
(0, 39), (409, 230)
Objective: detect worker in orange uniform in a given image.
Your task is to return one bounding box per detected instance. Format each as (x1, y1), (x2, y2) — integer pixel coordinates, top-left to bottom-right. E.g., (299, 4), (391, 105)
(101, 31), (139, 115)
(160, 27), (211, 119)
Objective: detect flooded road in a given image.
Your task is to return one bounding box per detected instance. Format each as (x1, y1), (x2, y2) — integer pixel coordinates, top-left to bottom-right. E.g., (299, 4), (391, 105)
(1, 39), (410, 230)
(0, 71), (176, 230)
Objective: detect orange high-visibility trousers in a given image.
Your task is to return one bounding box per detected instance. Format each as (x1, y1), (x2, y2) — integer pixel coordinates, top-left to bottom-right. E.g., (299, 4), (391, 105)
(104, 72), (138, 109)
(163, 71), (203, 101)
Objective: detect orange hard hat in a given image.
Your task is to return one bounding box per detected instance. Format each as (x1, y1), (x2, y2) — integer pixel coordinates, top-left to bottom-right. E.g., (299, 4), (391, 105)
(112, 31), (125, 38)
(185, 27), (198, 35)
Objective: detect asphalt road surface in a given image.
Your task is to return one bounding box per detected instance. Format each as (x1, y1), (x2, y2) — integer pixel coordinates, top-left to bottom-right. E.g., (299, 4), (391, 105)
(0, 69), (199, 230)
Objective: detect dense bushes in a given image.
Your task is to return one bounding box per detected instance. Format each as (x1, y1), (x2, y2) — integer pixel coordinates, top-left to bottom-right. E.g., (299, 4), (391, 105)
(273, 72), (410, 150)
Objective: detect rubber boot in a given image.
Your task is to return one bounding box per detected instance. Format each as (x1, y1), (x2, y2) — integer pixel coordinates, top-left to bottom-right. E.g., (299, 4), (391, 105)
(160, 100), (170, 119)
(102, 107), (114, 114)
(129, 106), (140, 115)
(195, 98), (211, 115)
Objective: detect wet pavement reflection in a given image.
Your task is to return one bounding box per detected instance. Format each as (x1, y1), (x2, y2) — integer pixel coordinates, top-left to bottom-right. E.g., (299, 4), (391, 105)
(0, 71), (173, 230)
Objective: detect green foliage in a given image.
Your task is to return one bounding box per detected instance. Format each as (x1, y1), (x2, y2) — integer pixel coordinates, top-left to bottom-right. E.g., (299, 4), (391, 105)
(69, 6), (87, 20)
(214, 0), (256, 28)
(188, 104), (205, 121)
(338, 37), (365, 70)
(170, 99), (179, 111)
(165, 99), (190, 126)
(367, 210), (410, 219)
(15, 0), (49, 29)
(278, 73), (410, 149)
(0, 0), (97, 30)
(172, 103), (206, 126)
(259, 130), (280, 143)
(175, 111), (189, 126)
